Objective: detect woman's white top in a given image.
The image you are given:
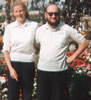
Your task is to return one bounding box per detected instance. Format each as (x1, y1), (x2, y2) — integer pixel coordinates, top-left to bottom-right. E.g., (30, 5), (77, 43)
(3, 20), (38, 62)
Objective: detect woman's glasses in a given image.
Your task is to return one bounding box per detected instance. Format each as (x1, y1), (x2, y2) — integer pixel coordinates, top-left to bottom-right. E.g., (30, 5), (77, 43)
(47, 12), (60, 17)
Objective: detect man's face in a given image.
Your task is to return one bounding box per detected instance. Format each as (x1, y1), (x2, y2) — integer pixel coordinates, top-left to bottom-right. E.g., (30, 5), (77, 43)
(45, 4), (60, 27)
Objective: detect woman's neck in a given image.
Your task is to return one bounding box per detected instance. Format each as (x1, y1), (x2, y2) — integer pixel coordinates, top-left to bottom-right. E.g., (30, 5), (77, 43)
(17, 19), (26, 26)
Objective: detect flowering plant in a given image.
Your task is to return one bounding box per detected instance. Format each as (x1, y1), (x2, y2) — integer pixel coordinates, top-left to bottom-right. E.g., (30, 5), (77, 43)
(0, 59), (8, 99)
(67, 46), (91, 100)
(0, 76), (8, 99)
(67, 48), (91, 77)
(86, 52), (91, 63)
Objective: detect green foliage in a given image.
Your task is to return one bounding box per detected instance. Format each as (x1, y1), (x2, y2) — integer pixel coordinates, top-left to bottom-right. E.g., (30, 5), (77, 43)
(0, 63), (5, 75)
(0, 16), (5, 23)
(30, 14), (41, 22)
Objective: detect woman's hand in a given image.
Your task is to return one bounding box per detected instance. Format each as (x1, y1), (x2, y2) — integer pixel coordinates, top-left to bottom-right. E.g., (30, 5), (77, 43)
(3, 51), (18, 81)
(9, 67), (18, 81)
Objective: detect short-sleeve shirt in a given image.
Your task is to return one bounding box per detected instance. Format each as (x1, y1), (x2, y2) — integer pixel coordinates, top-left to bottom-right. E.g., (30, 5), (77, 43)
(35, 22), (85, 72)
(3, 19), (38, 62)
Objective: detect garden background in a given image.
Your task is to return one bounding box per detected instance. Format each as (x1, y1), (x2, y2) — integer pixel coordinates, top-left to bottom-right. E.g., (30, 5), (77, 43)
(0, 0), (91, 100)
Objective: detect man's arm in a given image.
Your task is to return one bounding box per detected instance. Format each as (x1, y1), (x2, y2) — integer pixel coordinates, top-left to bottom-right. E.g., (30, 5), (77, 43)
(66, 39), (88, 63)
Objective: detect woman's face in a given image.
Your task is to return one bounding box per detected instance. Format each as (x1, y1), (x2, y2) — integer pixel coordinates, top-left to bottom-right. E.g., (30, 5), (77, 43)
(13, 5), (26, 24)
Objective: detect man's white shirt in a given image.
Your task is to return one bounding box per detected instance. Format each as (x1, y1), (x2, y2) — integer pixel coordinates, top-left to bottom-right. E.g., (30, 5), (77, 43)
(35, 22), (85, 72)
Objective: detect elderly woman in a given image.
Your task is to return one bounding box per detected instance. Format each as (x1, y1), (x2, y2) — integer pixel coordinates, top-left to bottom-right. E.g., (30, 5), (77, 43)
(3, 1), (38, 100)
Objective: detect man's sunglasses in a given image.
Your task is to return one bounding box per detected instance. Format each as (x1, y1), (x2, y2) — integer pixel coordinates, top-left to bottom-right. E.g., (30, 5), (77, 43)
(47, 12), (60, 16)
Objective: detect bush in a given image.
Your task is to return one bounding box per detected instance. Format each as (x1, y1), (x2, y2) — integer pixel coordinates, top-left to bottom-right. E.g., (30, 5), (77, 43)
(0, 16), (5, 23)
(30, 14), (41, 23)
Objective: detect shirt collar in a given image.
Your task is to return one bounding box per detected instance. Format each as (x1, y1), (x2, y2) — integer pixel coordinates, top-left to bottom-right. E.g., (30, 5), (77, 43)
(14, 19), (30, 27)
(45, 21), (64, 31)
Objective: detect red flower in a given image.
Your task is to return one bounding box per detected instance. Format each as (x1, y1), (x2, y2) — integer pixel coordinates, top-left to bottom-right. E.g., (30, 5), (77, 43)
(0, 59), (5, 64)
(77, 60), (85, 67)
(67, 51), (74, 57)
(70, 63), (76, 69)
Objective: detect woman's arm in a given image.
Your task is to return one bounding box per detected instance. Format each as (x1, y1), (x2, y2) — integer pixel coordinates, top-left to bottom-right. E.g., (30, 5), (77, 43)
(3, 51), (18, 81)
